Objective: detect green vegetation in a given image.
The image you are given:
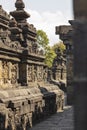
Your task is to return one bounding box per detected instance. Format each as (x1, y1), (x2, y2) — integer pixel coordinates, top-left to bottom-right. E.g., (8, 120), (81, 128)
(37, 30), (66, 68)
(37, 30), (49, 49)
(45, 46), (56, 68)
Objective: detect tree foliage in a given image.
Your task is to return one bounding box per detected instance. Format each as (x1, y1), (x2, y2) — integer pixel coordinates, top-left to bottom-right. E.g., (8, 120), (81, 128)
(37, 30), (56, 67)
(37, 30), (65, 68)
(45, 46), (56, 68)
(37, 30), (49, 49)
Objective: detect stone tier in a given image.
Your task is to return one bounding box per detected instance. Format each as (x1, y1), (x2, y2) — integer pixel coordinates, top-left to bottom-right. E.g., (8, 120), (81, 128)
(10, 10), (30, 20)
(0, 22), (8, 29)
(0, 17), (9, 26)
(0, 5), (10, 21)
(9, 27), (22, 34)
(26, 35), (37, 41)
(0, 6), (10, 29)
(21, 23), (36, 33)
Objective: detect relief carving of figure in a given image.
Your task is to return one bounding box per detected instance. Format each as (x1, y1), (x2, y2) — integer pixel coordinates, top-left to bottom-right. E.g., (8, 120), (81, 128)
(37, 66), (43, 82)
(2, 61), (9, 84)
(28, 65), (32, 82)
(11, 63), (17, 84)
(28, 65), (37, 82)
(32, 66), (37, 82)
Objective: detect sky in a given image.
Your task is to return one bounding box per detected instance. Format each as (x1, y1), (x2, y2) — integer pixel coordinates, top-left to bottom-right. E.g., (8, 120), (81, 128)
(0, 0), (73, 46)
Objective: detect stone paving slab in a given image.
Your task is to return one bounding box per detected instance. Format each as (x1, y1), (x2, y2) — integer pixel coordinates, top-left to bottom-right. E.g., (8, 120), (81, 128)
(30, 106), (74, 130)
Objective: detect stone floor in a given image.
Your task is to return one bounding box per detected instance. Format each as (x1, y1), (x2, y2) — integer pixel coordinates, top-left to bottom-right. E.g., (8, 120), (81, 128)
(30, 106), (74, 130)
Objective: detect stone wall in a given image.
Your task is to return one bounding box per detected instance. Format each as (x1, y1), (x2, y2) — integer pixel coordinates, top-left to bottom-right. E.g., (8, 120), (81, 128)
(0, 1), (64, 129)
(56, 25), (74, 105)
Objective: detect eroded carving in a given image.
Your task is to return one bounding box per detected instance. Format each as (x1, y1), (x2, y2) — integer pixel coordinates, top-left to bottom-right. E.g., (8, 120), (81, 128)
(0, 1), (64, 130)
(11, 63), (18, 84)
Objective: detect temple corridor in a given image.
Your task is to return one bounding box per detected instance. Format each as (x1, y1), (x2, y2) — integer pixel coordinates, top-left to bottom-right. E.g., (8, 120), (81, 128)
(30, 106), (74, 130)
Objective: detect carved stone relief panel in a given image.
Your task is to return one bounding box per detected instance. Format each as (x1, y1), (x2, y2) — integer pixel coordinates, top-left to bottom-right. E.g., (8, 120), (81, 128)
(37, 66), (43, 82)
(1, 61), (18, 85)
(28, 65), (33, 82)
(2, 61), (9, 84)
(30, 65), (37, 82)
(43, 68), (48, 82)
(11, 63), (18, 84)
(28, 64), (41, 83)
(33, 65), (37, 82)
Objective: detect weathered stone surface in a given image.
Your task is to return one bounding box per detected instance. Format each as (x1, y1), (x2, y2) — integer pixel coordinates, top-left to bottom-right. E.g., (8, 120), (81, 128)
(71, 1), (87, 129)
(56, 25), (74, 105)
(52, 49), (66, 81)
(0, 0), (64, 130)
(51, 48), (66, 93)
(73, 0), (87, 19)
(71, 0), (87, 129)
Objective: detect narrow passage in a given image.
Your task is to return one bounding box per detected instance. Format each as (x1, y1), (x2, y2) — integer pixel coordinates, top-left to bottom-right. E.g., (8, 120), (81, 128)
(30, 106), (74, 130)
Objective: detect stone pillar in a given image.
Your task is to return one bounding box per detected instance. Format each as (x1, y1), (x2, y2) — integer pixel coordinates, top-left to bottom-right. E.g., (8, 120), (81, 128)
(19, 63), (28, 85)
(64, 39), (73, 105)
(56, 26), (74, 105)
(72, 0), (87, 129)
